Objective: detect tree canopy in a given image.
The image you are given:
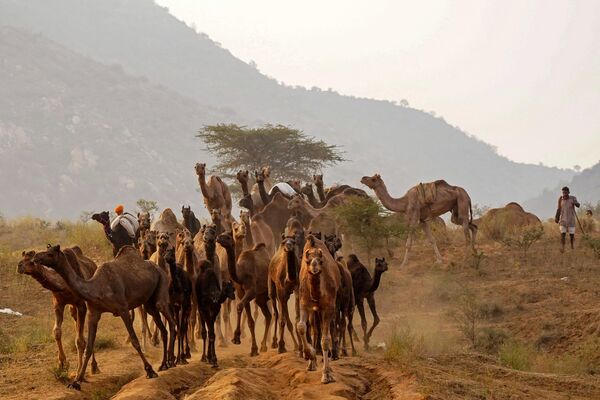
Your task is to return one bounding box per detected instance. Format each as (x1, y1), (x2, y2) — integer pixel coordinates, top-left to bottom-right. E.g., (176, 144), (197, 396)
(197, 124), (345, 181)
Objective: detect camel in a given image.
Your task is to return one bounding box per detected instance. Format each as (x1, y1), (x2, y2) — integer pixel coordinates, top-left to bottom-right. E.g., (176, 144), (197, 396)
(210, 209), (227, 235)
(236, 169), (251, 197)
(287, 195), (339, 236)
(216, 232), (272, 356)
(238, 197), (276, 256)
(250, 166), (273, 212)
(297, 235), (341, 384)
(164, 247), (192, 364)
(475, 202), (541, 236)
(138, 211), (151, 235)
(181, 206), (202, 239)
(139, 229), (157, 260)
(33, 245), (176, 390)
(361, 174), (477, 266)
(150, 232), (170, 272)
(268, 235), (300, 353)
(346, 254), (388, 350)
(196, 259), (236, 367)
(195, 162), (233, 223)
(151, 208), (184, 248)
(17, 249), (99, 375)
(92, 211), (137, 256)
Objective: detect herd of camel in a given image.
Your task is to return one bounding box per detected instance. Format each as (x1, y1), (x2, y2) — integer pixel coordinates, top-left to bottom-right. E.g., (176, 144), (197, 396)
(16, 163), (478, 387)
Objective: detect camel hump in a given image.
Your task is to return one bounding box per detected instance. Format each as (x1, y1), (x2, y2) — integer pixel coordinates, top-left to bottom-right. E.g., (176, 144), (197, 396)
(417, 182), (437, 204)
(505, 202), (525, 212)
(252, 243), (267, 251)
(114, 245), (138, 259)
(70, 246), (83, 256)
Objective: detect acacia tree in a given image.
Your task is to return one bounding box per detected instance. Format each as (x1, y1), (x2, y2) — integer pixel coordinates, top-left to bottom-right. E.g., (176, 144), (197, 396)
(197, 124), (344, 181)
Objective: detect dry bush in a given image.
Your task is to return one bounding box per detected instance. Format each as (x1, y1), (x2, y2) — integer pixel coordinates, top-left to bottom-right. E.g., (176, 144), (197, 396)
(479, 214), (514, 241)
(476, 328), (508, 354)
(500, 225), (544, 259)
(384, 326), (425, 366)
(499, 341), (533, 371)
(450, 287), (481, 347)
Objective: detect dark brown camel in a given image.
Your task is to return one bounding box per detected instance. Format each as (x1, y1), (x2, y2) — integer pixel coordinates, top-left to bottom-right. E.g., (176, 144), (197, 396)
(17, 249), (99, 375)
(346, 254), (388, 350)
(164, 247), (192, 364)
(216, 232), (272, 356)
(34, 245), (176, 390)
(92, 211), (138, 256)
(181, 206), (202, 239)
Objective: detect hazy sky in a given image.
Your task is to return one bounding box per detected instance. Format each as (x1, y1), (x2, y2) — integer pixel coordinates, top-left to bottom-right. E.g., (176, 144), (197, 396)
(156, 0), (599, 170)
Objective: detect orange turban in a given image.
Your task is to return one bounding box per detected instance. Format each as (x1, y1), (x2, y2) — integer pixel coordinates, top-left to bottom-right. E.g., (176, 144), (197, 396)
(114, 204), (124, 215)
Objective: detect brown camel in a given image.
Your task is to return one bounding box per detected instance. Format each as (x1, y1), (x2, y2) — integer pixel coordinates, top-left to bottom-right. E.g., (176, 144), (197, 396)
(151, 208), (184, 248)
(250, 166), (273, 212)
(297, 235), (341, 383)
(475, 202), (541, 234)
(17, 249), (99, 375)
(268, 235), (300, 353)
(361, 174), (477, 266)
(34, 245), (176, 390)
(238, 198), (276, 256)
(164, 247), (192, 364)
(288, 194), (340, 236)
(138, 211), (151, 234)
(181, 206), (202, 239)
(346, 254), (388, 350)
(139, 229), (157, 260)
(237, 169), (251, 197)
(216, 232), (272, 356)
(195, 162), (233, 223)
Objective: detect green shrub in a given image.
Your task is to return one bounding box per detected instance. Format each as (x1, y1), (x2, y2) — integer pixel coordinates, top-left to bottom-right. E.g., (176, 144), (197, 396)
(499, 341), (533, 371)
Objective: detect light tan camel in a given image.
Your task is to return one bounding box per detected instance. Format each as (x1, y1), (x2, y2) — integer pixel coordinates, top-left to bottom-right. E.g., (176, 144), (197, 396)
(196, 162), (233, 224)
(34, 245), (176, 390)
(361, 174), (477, 266)
(151, 208), (184, 248)
(297, 235), (341, 384)
(17, 249), (99, 375)
(216, 232), (272, 356)
(287, 194), (341, 236)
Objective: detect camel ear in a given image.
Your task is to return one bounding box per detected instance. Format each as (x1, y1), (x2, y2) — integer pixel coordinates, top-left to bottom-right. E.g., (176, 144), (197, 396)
(47, 243), (52, 249)
(22, 250), (26, 256)
(317, 249), (323, 258)
(53, 244), (60, 252)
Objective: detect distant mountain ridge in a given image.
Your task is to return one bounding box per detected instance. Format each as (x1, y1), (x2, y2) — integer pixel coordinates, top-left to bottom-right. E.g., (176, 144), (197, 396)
(0, 0), (576, 218)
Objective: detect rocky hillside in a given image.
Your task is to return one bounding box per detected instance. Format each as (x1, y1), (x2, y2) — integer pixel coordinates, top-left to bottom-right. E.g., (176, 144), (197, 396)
(0, 27), (234, 218)
(0, 0), (576, 218)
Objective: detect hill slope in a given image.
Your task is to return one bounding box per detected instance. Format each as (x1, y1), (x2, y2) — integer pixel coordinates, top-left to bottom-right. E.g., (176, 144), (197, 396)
(0, 0), (575, 216)
(0, 27), (234, 218)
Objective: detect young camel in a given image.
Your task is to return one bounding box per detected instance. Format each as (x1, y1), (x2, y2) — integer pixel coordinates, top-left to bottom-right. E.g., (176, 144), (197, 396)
(268, 235), (300, 353)
(34, 245), (176, 390)
(17, 250), (99, 374)
(361, 174), (477, 266)
(196, 259), (236, 367)
(195, 162), (233, 224)
(164, 248), (192, 364)
(216, 231), (272, 356)
(346, 254), (388, 350)
(297, 235), (341, 384)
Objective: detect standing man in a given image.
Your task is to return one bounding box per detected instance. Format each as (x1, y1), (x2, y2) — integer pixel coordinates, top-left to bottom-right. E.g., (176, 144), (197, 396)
(555, 186), (580, 252)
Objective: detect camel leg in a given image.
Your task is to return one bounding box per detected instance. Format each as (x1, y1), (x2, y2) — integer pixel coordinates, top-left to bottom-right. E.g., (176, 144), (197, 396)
(294, 291), (303, 356)
(224, 299), (233, 341)
(138, 306), (151, 352)
(70, 311), (101, 390)
(147, 301), (175, 369)
(422, 221), (443, 264)
(120, 311), (158, 379)
(232, 289), (246, 345)
(199, 312), (208, 363)
(271, 292), (279, 349)
(53, 303), (67, 371)
(208, 314), (218, 368)
(400, 229), (414, 267)
(188, 291), (198, 350)
(366, 294), (380, 343)
(347, 307), (357, 356)
(338, 309), (348, 357)
(257, 300), (272, 353)
(321, 310), (335, 384)
(281, 296), (298, 353)
(183, 302), (192, 359)
(297, 308), (316, 371)
(215, 310), (226, 346)
(355, 299), (369, 349)
(244, 301), (259, 356)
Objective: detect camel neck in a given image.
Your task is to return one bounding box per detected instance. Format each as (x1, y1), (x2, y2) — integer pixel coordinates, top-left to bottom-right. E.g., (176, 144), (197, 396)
(30, 266), (67, 293)
(243, 220), (254, 249)
(286, 250), (297, 282)
(223, 243), (240, 284)
(368, 269), (385, 292)
(240, 180), (250, 197)
(257, 180), (270, 206)
(205, 240), (217, 266)
(50, 252), (96, 303)
(308, 273), (321, 303)
(316, 184), (326, 203)
(374, 183), (407, 212)
(183, 249), (194, 275)
(300, 200), (320, 219)
(305, 190), (320, 209)
(233, 236), (244, 260)
(198, 173), (210, 199)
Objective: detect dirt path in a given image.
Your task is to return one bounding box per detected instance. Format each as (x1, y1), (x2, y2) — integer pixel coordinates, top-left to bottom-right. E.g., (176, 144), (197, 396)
(112, 345), (423, 400)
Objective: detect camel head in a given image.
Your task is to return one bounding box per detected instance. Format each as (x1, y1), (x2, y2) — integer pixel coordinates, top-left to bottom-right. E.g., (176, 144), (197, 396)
(360, 174), (383, 190)
(198, 259), (213, 272)
(164, 247), (177, 266)
(91, 211), (110, 225)
(195, 162), (206, 177)
(238, 195), (254, 211)
(308, 231), (322, 241)
(181, 206), (192, 220)
(236, 170), (249, 184)
(138, 211), (151, 230)
(324, 234), (342, 256)
(33, 244), (62, 269)
(156, 232), (170, 253)
(216, 231), (233, 249)
(17, 250), (37, 274)
(254, 169), (265, 183)
(210, 209), (222, 223)
(287, 194), (306, 211)
(375, 257), (389, 273)
(304, 247), (324, 276)
(232, 221), (246, 242)
(280, 234), (296, 253)
(176, 228), (194, 253)
(313, 174), (324, 187)
(239, 210), (250, 225)
(203, 224), (218, 244)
